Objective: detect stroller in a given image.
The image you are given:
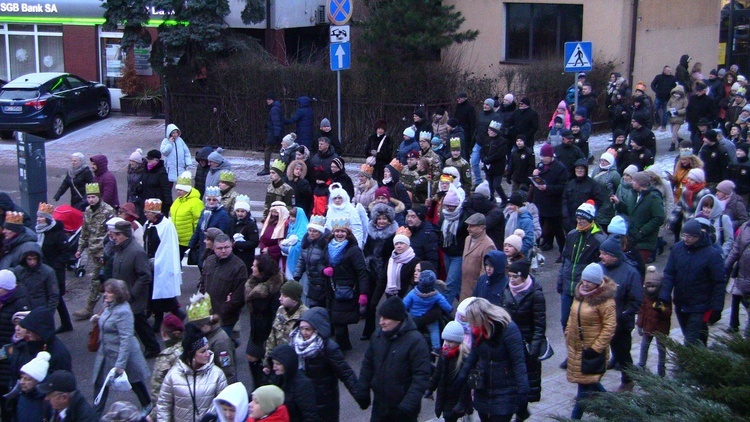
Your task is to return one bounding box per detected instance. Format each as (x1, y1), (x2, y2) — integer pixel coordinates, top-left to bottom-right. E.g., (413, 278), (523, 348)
(52, 205), (85, 276)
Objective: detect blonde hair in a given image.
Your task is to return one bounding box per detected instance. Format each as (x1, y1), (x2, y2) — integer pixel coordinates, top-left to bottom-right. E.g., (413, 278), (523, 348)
(464, 297), (511, 338)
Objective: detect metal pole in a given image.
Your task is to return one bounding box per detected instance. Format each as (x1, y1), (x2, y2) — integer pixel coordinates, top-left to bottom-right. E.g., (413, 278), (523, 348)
(573, 73), (579, 115)
(337, 71), (342, 142)
(728, 0), (735, 67)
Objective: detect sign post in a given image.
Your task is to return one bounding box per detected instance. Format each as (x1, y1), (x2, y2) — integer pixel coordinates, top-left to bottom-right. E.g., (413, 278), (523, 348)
(564, 41), (593, 113)
(328, 0), (352, 142)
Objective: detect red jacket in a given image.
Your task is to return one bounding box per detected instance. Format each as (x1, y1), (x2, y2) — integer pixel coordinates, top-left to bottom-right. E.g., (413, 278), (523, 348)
(247, 404), (290, 422)
(637, 294), (672, 335)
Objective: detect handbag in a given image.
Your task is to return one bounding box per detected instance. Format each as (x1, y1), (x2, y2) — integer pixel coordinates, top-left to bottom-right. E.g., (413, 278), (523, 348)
(577, 301), (606, 375)
(87, 321), (100, 352)
(334, 285), (355, 301)
(537, 336), (555, 361)
(467, 368), (485, 390)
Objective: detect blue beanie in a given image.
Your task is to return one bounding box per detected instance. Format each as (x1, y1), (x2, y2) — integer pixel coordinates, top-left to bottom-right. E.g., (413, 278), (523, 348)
(599, 236), (622, 258)
(608, 215), (627, 236)
(418, 270), (437, 293)
(581, 263), (604, 285)
(682, 219), (703, 238)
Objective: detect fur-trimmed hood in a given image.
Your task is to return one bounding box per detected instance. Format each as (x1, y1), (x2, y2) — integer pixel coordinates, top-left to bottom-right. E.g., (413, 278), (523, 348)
(286, 159), (308, 180)
(368, 197), (405, 215)
(573, 277), (616, 306)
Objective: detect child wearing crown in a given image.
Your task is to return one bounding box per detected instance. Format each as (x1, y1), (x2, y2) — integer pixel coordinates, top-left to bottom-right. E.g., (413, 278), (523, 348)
(264, 160), (294, 219)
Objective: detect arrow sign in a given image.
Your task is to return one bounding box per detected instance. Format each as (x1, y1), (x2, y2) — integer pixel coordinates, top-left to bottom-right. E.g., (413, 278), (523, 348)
(564, 41), (593, 72)
(330, 41), (350, 71)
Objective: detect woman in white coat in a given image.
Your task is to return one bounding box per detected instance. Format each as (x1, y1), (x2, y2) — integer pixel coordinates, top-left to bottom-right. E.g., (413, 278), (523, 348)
(325, 185), (365, 248)
(160, 123), (192, 185)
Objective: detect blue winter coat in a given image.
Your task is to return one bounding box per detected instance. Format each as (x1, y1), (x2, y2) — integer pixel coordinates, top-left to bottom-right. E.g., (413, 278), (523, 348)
(601, 255), (643, 330)
(188, 206), (231, 269)
(15, 389), (45, 422)
(473, 250), (509, 306)
(266, 100), (284, 144)
(659, 233), (726, 314)
(516, 210), (535, 257)
(397, 137), (420, 165)
(404, 285), (452, 317)
(285, 96), (315, 148)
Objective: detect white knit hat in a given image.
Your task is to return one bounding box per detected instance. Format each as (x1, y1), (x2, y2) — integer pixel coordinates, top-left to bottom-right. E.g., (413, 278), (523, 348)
(234, 194), (251, 212)
(504, 229), (525, 252)
(21, 351), (50, 382)
(403, 127), (416, 138)
(0, 270), (16, 290)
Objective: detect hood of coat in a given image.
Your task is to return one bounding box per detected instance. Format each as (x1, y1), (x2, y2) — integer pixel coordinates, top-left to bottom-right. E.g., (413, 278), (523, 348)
(176, 350), (217, 375)
(671, 85), (686, 96)
(465, 192), (495, 214)
(90, 155), (109, 176)
(301, 229), (331, 249)
(297, 96), (311, 108)
(298, 307), (332, 339)
(19, 307), (55, 342)
(286, 159), (307, 180)
(166, 123), (180, 138)
(269, 344), (299, 378)
(0, 193), (18, 212)
(368, 204), (398, 239)
(696, 193), (724, 220)
(212, 382), (249, 422)
(679, 54), (690, 68)
(483, 250), (508, 284)
(196, 146), (214, 162)
(384, 166), (401, 184)
(573, 276), (617, 305)
(17, 242), (42, 270)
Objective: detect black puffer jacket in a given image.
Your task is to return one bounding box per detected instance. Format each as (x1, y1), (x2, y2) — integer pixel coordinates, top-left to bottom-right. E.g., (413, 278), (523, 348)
(228, 215), (259, 271)
(38, 220), (69, 289)
(12, 308), (72, 384)
(267, 344), (321, 422)
(140, 159), (173, 215)
(11, 242), (59, 311)
(363, 204), (397, 292)
(54, 166), (94, 211)
(194, 146), (214, 198)
(500, 280), (546, 402)
(294, 230), (331, 307)
(297, 307), (358, 422)
(562, 164), (603, 231)
(553, 143), (586, 180)
(409, 220), (439, 269)
(0, 285), (28, 388)
(530, 160), (567, 218)
(326, 236), (367, 325)
(356, 316), (432, 420)
(462, 193), (505, 248)
(480, 134), (509, 176)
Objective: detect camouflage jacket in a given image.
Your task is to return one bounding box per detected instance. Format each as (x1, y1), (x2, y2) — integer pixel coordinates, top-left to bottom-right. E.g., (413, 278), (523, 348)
(149, 342), (182, 416)
(264, 303), (309, 363)
(400, 166), (420, 191)
(76, 201), (115, 258)
(220, 188), (239, 215)
(264, 181), (294, 218)
(421, 148), (444, 181)
(444, 157), (473, 193)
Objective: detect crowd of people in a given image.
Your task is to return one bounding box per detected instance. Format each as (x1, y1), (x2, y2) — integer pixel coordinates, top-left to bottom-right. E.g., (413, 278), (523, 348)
(0, 54), (747, 421)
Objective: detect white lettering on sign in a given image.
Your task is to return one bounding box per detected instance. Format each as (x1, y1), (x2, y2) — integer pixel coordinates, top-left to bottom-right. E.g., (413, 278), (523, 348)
(0, 3), (59, 13)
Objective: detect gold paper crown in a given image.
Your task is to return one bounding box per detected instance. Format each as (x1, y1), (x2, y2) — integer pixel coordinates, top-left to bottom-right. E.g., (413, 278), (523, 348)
(219, 171), (236, 183)
(449, 137), (462, 150)
(419, 131), (432, 141)
(360, 163), (374, 176)
(176, 171), (193, 186)
(144, 198), (163, 213)
(440, 174), (454, 183)
(186, 292), (212, 322)
(5, 211), (23, 225)
(85, 183), (100, 195)
(395, 226), (412, 238)
(331, 218), (351, 231)
(388, 158), (404, 173)
(271, 159), (287, 173)
(37, 202), (55, 215)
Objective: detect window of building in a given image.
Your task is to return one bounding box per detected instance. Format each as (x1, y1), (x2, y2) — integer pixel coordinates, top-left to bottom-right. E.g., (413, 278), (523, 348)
(505, 3), (583, 61)
(0, 24), (63, 81)
(99, 30), (123, 89)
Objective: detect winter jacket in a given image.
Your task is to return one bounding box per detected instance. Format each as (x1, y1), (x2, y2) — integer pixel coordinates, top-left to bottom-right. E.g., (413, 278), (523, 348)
(54, 165), (94, 210)
(309, 145), (339, 176)
(562, 171), (603, 231)
(11, 308), (71, 383)
(500, 278), (545, 402)
(0, 285), (28, 388)
(285, 96), (315, 148)
(621, 146), (655, 171)
(730, 157), (750, 196)
(591, 166), (620, 227)
(670, 186), (711, 225)
(293, 230), (331, 306)
(531, 159), (567, 218)
(460, 233), (497, 302)
(0, 194), (31, 228)
(667, 86), (688, 125)
(458, 320), (530, 416)
(356, 316), (432, 420)
(194, 146), (214, 197)
(43, 391), (97, 422)
(454, 101), (477, 147)
(364, 133), (393, 180)
(726, 221), (750, 296)
(462, 193), (505, 247)
(111, 236), (152, 314)
(676, 55), (692, 93)
(205, 159), (232, 191)
(141, 159), (173, 214)
(200, 253), (247, 326)
(699, 142), (730, 184)
(203, 323), (238, 384)
(15, 387), (44, 422)
(651, 72), (678, 101)
(188, 206), (230, 267)
(686, 92), (717, 131)
(157, 353), (228, 422)
(297, 307), (359, 422)
(473, 250), (509, 306)
(362, 205), (396, 290)
(160, 123), (193, 182)
(11, 243), (58, 310)
(503, 208), (535, 257)
(170, 187), (205, 247)
(510, 107), (539, 141)
(325, 191), (364, 248)
(93, 301), (151, 386)
(286, 160), (312, 215)
(558, 225), (607, 297)
(475, 109), (502, 147)
(404, 283), (452, 317)
(381, 169), (412, 211)
(228, 215), (259, 270)
(480, 134), (509, 176)
(508, 146), (535, 184)
(426, 346), (471, 418)
(660, 233), (726, 314)
(0, 228), (37, 270)
(601, 257), (643, 331)
(565, 278), (617, 385)
(245, 273), (283, 345)
(38, 219), (69, 282)
(326, 238), (368, 325)
(723, 192), (749, 231)
(396, 137), (420, 165)
(554, 143), (585, 181)
(696, 194), (734, 257)
(630, 125), (657, 156)
(90, 155), (119, 207)
(267, 345), (321, 422)
(266, 100), (284, 144)
(264, 303), (308, 366)
(149, 342), (182, 411)
(353, 179), (378, 210)
(637, 294), (672, 336)
(616, 187), (666, 250)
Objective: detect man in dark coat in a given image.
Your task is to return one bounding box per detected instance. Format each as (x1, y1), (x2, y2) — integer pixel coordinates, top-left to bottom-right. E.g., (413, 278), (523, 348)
(472, 99), (502, 186)
(200, 234), (247, 337)
(630, 95), (654, 134)
(194, 146), (214, 197)
(675, 54), (692, 94)
(53, 153), (94, 211)
(629, 115), (657, 156)
(553, 130), (586, 180)
(268, 344), (321, 422)
(454, 92), (476, 160)
(355, 297), (432, 421)
(309, 137), (339, 179)
(508, 97), (539, 142)
(686, 81), (717, 140)
(699, 130), (731, 190)
(577, 83), (598, 117)
(405, 206), (439, 269)
(650, 65), (678, 130)
(11, 243), (59, 311)
(316, 117), (343, 154)
(285, 96), (315, 149)
(0, 216), (37, 269)
(36, 209), (73, 332)
(532, 144), (568, 253)
(0, 193), (32, 227)
(260, 94), (284, 176)
(39, 370), (97, 422)
(562, 159), (603, 232)
(599, 236), (643, 391)
(659, 218), (725, 346)
(0, 276), (28, 418)
(110, 220), (160, 358)
(613, 172), (665, 260)
(14, 308), (72, 381)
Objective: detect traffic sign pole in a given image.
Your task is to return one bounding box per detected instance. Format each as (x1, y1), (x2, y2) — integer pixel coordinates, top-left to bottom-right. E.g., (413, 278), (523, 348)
(574, 73), (578, 115)
(337, 71), (342, 141)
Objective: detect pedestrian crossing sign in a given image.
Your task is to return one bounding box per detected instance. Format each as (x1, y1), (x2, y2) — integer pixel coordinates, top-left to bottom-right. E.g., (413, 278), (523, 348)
(564, 42), (593, 72)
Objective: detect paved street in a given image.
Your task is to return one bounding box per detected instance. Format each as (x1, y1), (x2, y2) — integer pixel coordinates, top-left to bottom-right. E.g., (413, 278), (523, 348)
(0, 114), (740, 421)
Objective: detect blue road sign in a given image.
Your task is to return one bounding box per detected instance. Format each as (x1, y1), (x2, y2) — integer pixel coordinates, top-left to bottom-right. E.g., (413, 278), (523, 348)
(327, 0), (353, 25)
(330, 42), (350, 71)
(564, 42), (593, 72)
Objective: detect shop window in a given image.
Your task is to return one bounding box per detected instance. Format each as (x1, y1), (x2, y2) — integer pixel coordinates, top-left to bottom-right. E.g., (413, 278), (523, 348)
(505, 3), (583, 61)
(0, 25), (63, 80)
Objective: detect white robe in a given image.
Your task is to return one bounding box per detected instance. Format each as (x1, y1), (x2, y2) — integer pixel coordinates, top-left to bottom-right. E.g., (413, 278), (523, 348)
(148, 217), (182, 299)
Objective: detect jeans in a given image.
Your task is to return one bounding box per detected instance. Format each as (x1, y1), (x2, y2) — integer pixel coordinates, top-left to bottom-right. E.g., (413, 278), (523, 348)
(676, 310), (708, 346)
(560, 293), (574, 332)
(610, 324), (634, 383)
(654, 97), (668, 128)
(471, 143), (483, 185)
(571, 382), (606, 419)
(729, 294), (749, 332)
(443, 255), (463, 304)
(426, 321), (441, 349)
(638, 333), (667, 376)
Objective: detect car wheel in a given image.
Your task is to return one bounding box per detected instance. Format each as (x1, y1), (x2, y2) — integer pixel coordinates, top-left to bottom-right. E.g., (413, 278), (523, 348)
(48, 115), (64, 138)
(96, 97), (111, 119)
(0, 131), (13, 140)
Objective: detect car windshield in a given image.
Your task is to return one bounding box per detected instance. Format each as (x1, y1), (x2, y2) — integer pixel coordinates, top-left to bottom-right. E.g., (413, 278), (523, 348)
(0, 89), (39, 100)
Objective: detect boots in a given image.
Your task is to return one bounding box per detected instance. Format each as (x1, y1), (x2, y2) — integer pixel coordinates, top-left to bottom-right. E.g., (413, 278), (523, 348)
(72, 301), (96, 321)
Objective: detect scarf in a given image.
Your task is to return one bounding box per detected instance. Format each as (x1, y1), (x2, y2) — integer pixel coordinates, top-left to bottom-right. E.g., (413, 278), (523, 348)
(382, 177), (392, 185)
(68, 161), (87, 178)
(471, 325), (489, 348)
(441, 205), (463, 247)
(576, 220), (593, 232)
(327, 238), (348, 266)
(367, 221), (398, 241)
(578, 282), (600, 297)
(147, 161), (158, 171)
(35, 219), (54, 246)
(442, 344), (460, 359)
(0, 288), (14, 305)
(509, 275), (533, 297)
(385, 247), (416, 295)
(684, 181), (706, 208)
(289, 327), (324, 370)
(504, 210), (518, 239)
(260, 205), (290, 240)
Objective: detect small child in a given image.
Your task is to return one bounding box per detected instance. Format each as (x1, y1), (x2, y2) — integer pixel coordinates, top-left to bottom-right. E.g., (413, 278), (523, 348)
(546, 115), (565, 147)
(264, 281), (309, 366)
(248, 385), (289, 422)
(5, 351), (50, 422)
(311, 167), (330, 216)
(403, 270), (453, 355)
(637, 266), (672, 377)
(208, 382), (250, 422)
(443, 137), (473, 194)
(425, 321), (472, 422)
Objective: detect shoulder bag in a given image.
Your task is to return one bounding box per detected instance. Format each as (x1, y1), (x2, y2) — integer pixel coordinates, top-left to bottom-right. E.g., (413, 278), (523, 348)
(87, 318), (100, 352)
(577, 301), (606, 375)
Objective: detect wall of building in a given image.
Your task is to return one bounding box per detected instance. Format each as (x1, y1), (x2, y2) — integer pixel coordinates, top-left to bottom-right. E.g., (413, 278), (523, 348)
(62, 25), (97, 81)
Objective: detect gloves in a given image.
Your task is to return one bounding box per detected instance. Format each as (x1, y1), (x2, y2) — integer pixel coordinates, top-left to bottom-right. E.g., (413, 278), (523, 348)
(358, 294), (368, 307)
(704, 310), (721, 324)
(323, 267), (334, 277)
(232, 233), (245, 242)
(652, 300), (666, 313)
(53, 195), (60, 202)
(702, 310), (713, 324)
